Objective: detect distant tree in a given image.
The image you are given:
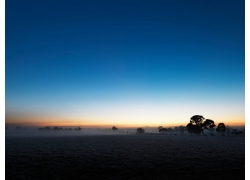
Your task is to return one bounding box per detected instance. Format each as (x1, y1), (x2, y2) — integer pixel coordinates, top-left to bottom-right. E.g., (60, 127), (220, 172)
(44, 126), (51, 130)
(167, 127), (173, 133)
(226, 125), (232, 136)
(52, 126), (64, 130)
(158, 126), (163, 130)
(136, 128), (145, 133)
(112, 126), (118, 132)
(75, 127), (82, 130)
(216, 123), (226, 135)
(179, 126), (186, 135)
(159, 128), (167, 133)
(53, 126), (59, 130)
(231, 129), (244, 136)
(38, 127), (44, 131)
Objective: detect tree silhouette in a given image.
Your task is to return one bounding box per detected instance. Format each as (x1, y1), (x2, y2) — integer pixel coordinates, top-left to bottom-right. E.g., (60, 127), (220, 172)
(53, 127), (64, 130)
(203, 119), (216, 129)
(112, 126), (118, 132)
(38, 126), (52, 131)
(158, 126), (163, 130)
(216, 123), (226, 135)
(186, 115), (204, 135)
(202, 119), (216, 135)
(186, 123), (202, 135)
(186, 116), (216, 135)
(75, 127), (82, 130)
(136, 128), (145, 133)
(167, 127), (173, 133)
(53, 127), (59, 130)
(159, 128), (167, 133)
(44, 126), (51, 130)
(190, 115), (205, 125)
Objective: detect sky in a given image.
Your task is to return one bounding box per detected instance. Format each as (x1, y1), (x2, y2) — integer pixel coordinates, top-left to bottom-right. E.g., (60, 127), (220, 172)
(5, 0), (245, 127)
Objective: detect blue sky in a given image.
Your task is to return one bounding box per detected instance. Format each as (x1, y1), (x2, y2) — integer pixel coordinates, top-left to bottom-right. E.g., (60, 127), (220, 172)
(5, 0), (245, 127)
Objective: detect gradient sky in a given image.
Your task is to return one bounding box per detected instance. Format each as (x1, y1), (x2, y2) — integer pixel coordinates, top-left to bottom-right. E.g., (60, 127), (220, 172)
(5, 0), (245, 127)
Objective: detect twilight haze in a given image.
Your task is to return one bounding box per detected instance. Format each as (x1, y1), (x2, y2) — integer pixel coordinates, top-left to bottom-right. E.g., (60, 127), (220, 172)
(5, 0), (245, 127)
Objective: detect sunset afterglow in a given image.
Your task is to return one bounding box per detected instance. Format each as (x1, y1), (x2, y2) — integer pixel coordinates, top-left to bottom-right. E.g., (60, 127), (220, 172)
(5, 0), (244, 128)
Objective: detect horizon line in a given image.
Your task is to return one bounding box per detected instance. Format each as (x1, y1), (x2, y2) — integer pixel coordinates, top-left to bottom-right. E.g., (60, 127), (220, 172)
(5, 122), (245, 128)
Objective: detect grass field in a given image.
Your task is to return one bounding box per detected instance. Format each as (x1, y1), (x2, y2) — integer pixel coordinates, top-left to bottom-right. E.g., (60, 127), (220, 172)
(5, 133), (245, 180)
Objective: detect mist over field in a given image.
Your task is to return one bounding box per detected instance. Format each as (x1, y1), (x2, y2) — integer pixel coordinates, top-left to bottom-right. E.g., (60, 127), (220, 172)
(5, 125), (245, 137)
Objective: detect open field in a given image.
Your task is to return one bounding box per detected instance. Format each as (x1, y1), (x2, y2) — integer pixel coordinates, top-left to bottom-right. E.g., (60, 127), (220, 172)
(6, 133), (244, 180)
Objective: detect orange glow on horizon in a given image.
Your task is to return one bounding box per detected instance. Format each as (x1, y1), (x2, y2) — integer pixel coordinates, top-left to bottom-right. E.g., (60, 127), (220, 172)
(5, 116), (245, 128)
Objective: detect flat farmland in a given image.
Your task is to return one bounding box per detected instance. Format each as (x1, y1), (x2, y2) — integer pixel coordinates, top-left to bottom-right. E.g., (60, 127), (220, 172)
(5, 134), (245, 180)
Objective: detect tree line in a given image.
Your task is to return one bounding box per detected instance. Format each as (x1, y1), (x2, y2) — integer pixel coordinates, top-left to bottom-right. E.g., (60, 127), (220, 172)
(112, 115), (244, 136)
(38, 126), (82, 131)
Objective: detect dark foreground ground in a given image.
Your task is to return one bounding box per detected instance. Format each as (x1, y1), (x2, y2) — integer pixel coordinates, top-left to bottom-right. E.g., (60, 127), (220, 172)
(6, 134), (245, 180)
